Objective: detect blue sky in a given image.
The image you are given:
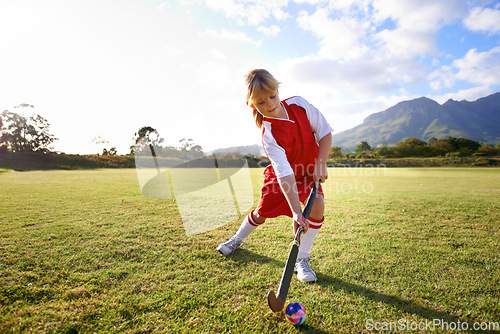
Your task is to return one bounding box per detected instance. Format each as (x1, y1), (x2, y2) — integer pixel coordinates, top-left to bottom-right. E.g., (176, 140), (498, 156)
(1, 0), (499, 154)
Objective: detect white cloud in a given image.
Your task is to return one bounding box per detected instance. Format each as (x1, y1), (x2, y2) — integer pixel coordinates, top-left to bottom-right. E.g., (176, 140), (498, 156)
(200, 0), (247, 25)
(203, 29), (262, 46)
(375, 29), (437, 58)
(429, 65), (455, 91)
(210, 49), (227, 60)
(371, 0), (468, 61)
(326, 0), (371, 12)
(276, 58), (420, 132)
(257, 25), (281, 36)
(454, 47), (500, 86)
(278, 56), (401, 97)
(373, 0), (466, 33)
(286, 2), (432, 99)
(297, 7), (369, 60)
(194, 0), (290, 26)
(429, 46), (500, 91)
(432, 86), (496, 105)
(245, 1), (290, 25)
(272, 7), (291, 20)
(464, 6), (500, 34)
(291, 0), (471, 96)
(292, 0), (324, 3)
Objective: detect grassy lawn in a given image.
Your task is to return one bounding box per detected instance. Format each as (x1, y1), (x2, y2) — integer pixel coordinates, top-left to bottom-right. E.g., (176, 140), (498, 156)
(0, 168), (499, 333)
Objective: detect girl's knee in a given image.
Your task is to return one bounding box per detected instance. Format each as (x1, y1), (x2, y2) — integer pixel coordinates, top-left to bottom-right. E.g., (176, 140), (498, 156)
(252, 211), (267, 225)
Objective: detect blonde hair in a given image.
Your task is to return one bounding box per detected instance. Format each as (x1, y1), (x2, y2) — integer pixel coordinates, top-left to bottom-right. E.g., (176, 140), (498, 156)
(245, 69), (280, 128)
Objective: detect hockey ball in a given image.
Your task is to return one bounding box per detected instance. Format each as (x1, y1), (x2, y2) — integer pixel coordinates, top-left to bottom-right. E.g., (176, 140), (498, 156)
(285, 302), (306, 326)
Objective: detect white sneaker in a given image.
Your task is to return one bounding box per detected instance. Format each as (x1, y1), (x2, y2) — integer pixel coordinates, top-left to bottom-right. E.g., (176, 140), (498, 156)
(217, 236), (245, 257)
(294, 257), (317, 283)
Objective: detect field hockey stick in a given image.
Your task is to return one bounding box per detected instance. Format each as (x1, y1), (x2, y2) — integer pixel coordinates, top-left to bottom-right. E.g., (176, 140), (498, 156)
(267, 181), (320, 312)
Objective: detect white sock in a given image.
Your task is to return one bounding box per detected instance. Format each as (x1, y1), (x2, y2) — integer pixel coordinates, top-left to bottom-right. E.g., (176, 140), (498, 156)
(298, 227), (320, 259)
(234, 212), (258, 241)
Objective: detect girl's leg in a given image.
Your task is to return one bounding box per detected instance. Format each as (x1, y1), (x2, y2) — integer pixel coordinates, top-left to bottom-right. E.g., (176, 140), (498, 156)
(235, 210), (266, 240)
(217, 210), (266, 257)
(298, 194), (324, 258)
(295, 194), (324, 282)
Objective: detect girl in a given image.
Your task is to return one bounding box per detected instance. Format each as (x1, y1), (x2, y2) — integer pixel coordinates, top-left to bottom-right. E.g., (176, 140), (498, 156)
(217, 69), (333, 283)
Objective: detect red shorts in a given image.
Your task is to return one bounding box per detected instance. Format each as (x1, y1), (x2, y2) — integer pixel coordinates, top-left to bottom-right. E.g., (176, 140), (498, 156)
(255, 173), (323, 219)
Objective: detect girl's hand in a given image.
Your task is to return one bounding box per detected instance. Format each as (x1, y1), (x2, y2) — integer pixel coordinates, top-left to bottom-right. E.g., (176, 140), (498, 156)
(314, 162), (328, 185)
(293, 212), (309, 235)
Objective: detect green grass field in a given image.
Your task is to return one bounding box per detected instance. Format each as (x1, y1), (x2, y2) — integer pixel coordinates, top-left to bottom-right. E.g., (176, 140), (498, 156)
(1, 168), (499, 333)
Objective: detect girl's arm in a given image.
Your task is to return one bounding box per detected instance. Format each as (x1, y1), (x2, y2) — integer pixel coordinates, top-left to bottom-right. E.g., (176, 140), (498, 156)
(278, 175), (308, 234)
(314, 132), (332, 184)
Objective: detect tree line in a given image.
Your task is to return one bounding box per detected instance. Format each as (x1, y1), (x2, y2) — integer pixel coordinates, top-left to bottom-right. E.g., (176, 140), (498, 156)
(131, 126), (204, 160)
(330, 137), (500, 159)
(0, 106), (204, 159)
(1, 107), (498, 160)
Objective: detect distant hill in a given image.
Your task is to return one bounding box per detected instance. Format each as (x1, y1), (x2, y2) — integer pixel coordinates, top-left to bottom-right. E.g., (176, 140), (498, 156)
(209, 144), (265, 157)
(332, 92), (500, 151)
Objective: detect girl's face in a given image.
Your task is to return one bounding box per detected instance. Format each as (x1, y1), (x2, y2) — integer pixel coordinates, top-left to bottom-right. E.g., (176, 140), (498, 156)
(250, 89), (285, 118)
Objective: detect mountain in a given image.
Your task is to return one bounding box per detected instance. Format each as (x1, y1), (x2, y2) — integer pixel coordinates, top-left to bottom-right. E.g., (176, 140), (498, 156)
(332, 92), (500, 150)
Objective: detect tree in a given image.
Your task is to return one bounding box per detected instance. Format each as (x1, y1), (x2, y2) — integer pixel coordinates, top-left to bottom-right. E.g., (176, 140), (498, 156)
(392, 138), (432, 157)
(131, 126), (164, 154)
(374, 142), (395, 158)
(355, 141), (372, 155)
(456, 137), (481, 156)
(477, 143), (498, 156)
(427, 137), (438, 146)
(102, 147), (118, 156)
(0, 114), (5, 153)
(0, 106), (58, 153)
(394, 141), (411, 157)
(431, 140), (454, 156)
(329, 146), (343, 159)
(443, 137), (481, 156)
(132, 126), (160, 155)
(404, 137), (431, 157)
(179, 138), (204, 159)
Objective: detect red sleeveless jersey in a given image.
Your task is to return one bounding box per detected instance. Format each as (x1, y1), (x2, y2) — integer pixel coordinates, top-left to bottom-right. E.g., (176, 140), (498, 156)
(256, 96), (333, 218)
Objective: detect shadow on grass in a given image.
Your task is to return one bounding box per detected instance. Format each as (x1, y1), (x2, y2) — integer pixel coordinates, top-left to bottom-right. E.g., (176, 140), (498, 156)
(230, 249), (493, 334)
(315, 273), (494, 333)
